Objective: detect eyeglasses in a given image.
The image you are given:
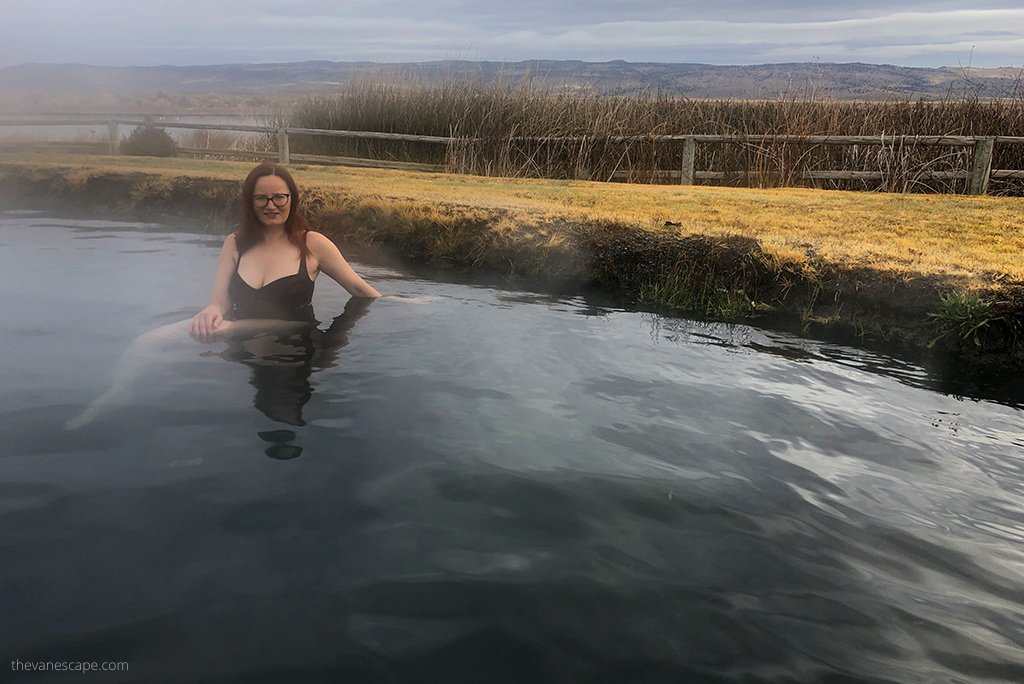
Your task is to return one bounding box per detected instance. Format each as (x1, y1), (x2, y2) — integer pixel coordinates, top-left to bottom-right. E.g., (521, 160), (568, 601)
(252, 193), (290, 208)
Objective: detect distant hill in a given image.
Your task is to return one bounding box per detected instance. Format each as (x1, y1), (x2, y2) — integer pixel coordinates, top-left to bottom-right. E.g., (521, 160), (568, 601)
(1, 60), (1021, 113)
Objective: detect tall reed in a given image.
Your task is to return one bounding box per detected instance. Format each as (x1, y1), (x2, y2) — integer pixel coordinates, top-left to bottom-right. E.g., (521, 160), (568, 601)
(287, 75), (1024, 194)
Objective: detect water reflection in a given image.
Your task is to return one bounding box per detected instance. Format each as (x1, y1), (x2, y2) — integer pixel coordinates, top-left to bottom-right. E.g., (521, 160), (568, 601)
(218, 297), (374, 456)
(5, 214), (1024, 682)
(644, 311), (1024, 409)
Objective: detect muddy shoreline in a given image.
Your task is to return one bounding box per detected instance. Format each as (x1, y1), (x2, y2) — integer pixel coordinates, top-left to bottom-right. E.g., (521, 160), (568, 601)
(1, 160), (1021, 404)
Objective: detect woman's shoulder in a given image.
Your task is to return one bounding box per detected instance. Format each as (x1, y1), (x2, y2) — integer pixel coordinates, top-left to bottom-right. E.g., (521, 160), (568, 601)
(220, 232), (241, 263)
(304, 231), (346, 269)
(304, 230), (337, 253)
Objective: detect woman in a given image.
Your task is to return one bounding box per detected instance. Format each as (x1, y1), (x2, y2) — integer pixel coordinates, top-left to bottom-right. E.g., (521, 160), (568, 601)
(66, 163), (378, 430)
(190, 162), (379, 342)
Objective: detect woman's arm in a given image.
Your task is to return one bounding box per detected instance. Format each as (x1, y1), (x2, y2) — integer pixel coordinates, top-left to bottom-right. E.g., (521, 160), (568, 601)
(190, 233), (239, 339)
(307, 231), (381, 298)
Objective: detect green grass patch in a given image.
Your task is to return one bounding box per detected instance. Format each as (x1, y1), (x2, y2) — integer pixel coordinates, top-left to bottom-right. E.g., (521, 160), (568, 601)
(928, 290), (1000, 348)
(638, 277), (751, 320)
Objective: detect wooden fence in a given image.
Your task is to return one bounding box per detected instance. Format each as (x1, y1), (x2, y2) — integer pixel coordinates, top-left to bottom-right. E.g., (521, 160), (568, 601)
(4, 118), (1024, 195)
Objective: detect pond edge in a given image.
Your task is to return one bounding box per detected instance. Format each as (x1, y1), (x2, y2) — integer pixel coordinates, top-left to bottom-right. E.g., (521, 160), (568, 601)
(2, 159), (1021, 373)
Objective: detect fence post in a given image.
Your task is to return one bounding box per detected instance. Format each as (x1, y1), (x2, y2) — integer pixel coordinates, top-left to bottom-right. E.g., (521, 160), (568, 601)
(277, 128), (290, 164)
(680, 137), (695, 185)
(108, 121), (119, 155)
(968, 137), (994, 195)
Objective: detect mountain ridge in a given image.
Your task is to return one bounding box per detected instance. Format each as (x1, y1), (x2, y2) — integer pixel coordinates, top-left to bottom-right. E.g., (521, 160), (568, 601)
(1, 60), (1020, 112)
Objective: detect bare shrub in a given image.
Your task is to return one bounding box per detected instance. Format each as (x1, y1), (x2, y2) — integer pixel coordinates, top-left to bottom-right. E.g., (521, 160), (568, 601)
(121, 125), (178, 157)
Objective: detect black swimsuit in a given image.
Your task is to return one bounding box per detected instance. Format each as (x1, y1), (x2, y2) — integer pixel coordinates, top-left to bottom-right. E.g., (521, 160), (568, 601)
(228, 245), (316, 322)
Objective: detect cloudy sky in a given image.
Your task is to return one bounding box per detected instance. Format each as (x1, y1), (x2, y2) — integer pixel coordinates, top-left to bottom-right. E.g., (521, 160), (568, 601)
(4, 1), (1023, 69)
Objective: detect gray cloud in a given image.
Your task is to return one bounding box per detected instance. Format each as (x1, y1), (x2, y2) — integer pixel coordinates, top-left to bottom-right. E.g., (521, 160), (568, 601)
(3, 1), (1022, 68)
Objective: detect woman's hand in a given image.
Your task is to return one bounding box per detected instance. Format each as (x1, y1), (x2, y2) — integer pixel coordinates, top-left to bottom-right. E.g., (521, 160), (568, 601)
(189, 305), (229, 342)
(190, 234), (238, 343)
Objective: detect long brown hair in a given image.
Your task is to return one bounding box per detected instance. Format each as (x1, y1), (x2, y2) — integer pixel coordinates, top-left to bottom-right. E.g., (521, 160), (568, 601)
(235, 162), (310, 256)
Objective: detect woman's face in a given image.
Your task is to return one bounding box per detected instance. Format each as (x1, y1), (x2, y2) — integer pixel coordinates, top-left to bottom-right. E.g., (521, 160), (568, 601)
(252, 174), (291, 229)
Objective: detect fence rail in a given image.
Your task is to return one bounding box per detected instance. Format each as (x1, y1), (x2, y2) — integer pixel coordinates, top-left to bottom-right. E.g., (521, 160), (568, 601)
(3, 118), (1024, 194)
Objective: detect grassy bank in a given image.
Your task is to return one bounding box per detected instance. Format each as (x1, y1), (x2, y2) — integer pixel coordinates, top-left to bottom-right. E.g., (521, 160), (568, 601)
(2, 153), (1023, 361)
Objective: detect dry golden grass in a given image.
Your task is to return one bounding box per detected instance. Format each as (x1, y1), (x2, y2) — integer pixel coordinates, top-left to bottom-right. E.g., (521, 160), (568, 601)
(5, 153), (1024, 288)
(306, 164), (1024, 287)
